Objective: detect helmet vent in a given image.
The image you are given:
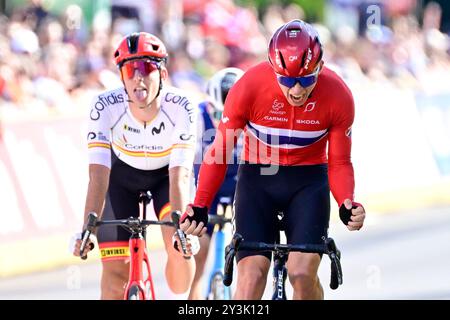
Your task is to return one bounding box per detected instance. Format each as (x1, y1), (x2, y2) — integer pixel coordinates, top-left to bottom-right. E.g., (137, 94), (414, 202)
(279, 52), (287, 70)
(127, 33), (140, 54)
(300, 50), (308, 70)
(315, 36), (323, 62)
(151, 44), (159, 51)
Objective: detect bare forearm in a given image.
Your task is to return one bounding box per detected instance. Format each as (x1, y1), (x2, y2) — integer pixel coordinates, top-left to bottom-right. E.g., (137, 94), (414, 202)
(83, 164), (110, 224)
(169, 167), (191, 212)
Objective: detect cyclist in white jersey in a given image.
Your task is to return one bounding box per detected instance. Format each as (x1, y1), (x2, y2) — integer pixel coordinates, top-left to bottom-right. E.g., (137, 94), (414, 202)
(70, 32), (202, 299)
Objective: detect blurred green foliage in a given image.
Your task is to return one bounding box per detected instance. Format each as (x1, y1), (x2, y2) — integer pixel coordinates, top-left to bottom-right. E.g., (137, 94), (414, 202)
(236, 0), (325, 21)
(5, 0), (326, 27)
(5, 0), (110, 27)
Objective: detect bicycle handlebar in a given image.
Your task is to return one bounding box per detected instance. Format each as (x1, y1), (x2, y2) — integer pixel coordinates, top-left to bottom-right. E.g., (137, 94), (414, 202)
(325, 237), (343, 290)
(223, 233), (343, 290)
(223, 233), (243, 286)
(96, 218), (175, 228)
(208, 214), (232, 227)
(238, 242), (328, 254)
(80, 212), (98, 260)
(79, 212), (178, 260)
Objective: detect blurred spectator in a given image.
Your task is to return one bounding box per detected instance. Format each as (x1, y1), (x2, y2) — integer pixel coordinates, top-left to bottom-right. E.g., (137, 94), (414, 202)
(169, 52), (205, 92)
(9, 22), (39, 55)
(282, 3), (305, 23)
(63, 4), (90, 47)
(22, 0), (52, 30)
(423, 2), (442, 31)
(111, 0), (158, 34)
(262, 4), (285, 36)
(0, 0), (449, 121)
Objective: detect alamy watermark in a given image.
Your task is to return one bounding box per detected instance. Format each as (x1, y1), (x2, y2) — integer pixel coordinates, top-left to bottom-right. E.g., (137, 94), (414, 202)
(366, 4), (383, 33)
(366, 265), (382, 290)
(195, 128), (280, 175)
(66, 265), (81, 290)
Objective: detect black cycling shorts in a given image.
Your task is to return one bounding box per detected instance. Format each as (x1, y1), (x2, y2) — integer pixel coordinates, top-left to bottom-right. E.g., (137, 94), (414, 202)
(233, 163), (330, 263)
(97, 153), (171, 261)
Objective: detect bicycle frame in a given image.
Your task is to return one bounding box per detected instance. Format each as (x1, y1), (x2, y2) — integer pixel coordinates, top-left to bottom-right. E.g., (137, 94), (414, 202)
(124, 229), (155, 300)
(272, 250), (288, 300)
(126, 192), (154, 300)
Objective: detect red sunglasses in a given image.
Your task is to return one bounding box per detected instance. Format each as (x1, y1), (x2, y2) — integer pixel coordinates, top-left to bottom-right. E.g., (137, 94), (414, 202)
(120, 59), (161, 79)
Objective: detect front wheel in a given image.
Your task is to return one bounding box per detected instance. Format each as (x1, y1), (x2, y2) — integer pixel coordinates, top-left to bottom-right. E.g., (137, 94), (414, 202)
(127, 285), (144, 300)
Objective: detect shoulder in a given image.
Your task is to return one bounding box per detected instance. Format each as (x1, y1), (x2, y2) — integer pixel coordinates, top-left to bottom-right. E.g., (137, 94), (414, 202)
(90, 87), (127, 111)
(247, 61), (273, 74)
(318, 66), (353, 100)
(240, 61), (273, 82)
(161, 85), (199, 123)
(161, 85), (199, 107)
(91, 86), (126, 104)
(318, 67), (355, 123)
(229, 61), (274, 98)
(89, 87), (127, 122)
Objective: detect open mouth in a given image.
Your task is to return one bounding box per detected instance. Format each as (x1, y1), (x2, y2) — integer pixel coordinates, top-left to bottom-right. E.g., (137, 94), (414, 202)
(290, 94), (305, 103)
(134, 87), (148, 101)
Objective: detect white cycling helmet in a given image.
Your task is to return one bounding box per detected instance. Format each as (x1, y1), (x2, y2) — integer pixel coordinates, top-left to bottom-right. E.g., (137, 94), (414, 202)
(206, 67), (244, 112)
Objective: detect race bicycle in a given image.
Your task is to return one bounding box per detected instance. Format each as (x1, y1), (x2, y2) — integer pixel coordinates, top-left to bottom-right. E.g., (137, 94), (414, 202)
(223, 214), (343, 299)
(79, 191), (188, 300)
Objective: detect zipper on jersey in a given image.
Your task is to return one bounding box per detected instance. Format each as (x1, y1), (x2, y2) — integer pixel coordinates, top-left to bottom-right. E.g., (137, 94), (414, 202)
(288, 105), (296, 159)
(141, 123), (148, 167)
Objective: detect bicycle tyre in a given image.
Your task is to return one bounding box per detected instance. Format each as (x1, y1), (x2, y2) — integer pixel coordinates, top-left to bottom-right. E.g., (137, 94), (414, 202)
(127, 285), (144, 300)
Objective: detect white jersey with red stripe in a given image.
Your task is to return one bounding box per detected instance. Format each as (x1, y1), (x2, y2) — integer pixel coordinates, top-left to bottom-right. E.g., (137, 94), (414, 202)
(87, 86), (198, 171)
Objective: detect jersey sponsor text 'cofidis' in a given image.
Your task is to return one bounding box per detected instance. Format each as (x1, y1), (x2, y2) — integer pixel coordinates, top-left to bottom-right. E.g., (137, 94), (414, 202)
(90, 92), (124, 120)
(164, 93), (195, 123)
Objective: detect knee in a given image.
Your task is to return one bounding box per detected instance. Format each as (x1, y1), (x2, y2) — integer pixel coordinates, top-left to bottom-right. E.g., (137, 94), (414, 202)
(165, 254), (194, 294)
(101, 267), (128, 300)
(289, 268), (316, 286)
(288, 268), (319, 295)
(237, 259), (269, 287)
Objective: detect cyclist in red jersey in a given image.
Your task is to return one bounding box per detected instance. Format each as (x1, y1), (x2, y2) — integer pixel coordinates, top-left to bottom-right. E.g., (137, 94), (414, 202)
(181, 20), (366, 300)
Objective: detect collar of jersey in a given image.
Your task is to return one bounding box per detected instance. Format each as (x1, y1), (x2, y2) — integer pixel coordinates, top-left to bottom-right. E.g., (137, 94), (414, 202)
(126, 104), (161, 128)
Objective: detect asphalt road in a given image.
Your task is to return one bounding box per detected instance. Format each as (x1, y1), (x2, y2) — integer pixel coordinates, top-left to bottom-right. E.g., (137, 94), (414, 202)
(0, 206), (449, 300)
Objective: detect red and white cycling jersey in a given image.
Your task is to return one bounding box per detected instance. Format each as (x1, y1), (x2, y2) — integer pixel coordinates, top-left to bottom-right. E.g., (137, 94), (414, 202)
(194, 62), (355, 207)
(87, 86), (198, 171)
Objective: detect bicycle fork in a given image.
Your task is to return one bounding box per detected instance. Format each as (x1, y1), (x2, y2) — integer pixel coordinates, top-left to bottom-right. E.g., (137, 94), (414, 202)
(124, 235), (155, 300)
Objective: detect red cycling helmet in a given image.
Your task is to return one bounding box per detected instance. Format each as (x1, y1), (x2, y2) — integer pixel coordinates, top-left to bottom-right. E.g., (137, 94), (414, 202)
(114, 32), (168, 67)
(268, 20), (323, 77)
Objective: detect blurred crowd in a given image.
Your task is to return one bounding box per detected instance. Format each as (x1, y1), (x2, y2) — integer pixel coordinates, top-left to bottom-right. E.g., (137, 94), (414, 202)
(0, 0), (449, 120)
